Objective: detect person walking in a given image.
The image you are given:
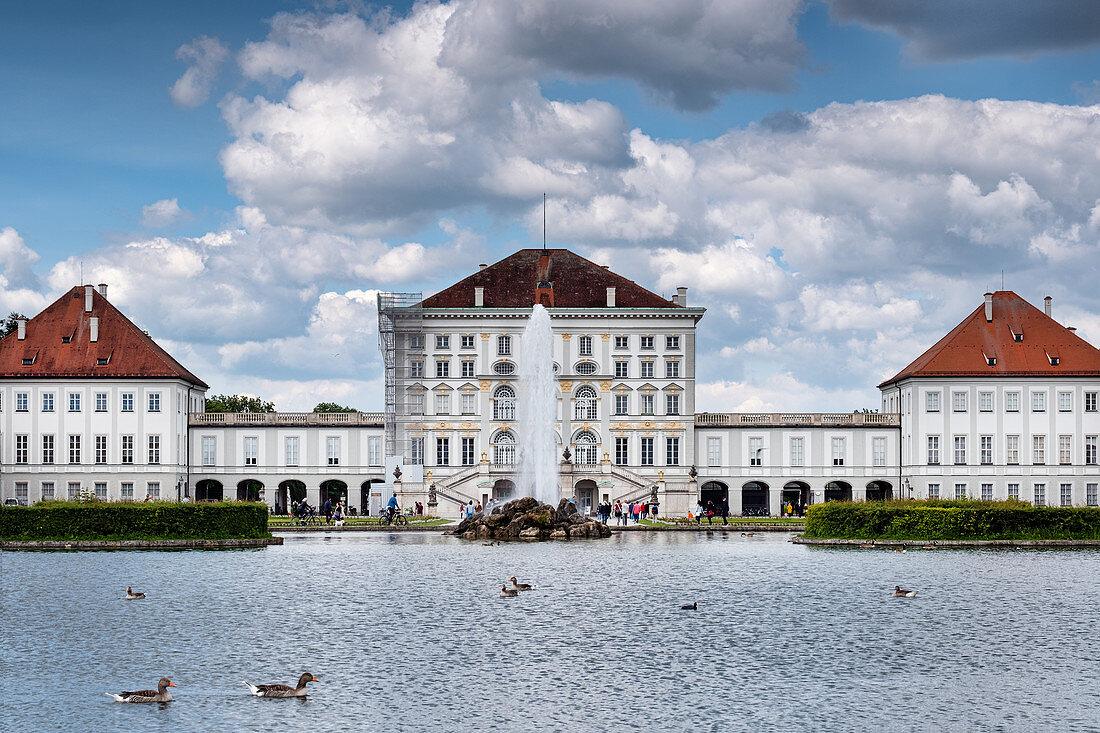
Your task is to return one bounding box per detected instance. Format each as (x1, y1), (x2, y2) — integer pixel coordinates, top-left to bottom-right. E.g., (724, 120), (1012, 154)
(705, 500), (714, 526)
(613, 501), (622, 526)
(721, 498), (730, 526)
(322, 497), (334, 525)
(694, 500), (705, 525)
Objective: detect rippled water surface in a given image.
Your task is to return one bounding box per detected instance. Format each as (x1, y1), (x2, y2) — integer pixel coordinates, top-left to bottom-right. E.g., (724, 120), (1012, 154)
(2, 532), (1099, 732)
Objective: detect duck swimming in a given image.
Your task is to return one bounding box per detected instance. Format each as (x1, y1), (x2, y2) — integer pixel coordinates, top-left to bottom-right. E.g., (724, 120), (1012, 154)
(124, 587), (146, 600)
(508, 577), (533, 591)
(244, 672), (318, 698)
(105, 677), (175, 703)
(680, 602), (698, 610)
(500, 584), (518, 598)
(892, 586), (918, 598)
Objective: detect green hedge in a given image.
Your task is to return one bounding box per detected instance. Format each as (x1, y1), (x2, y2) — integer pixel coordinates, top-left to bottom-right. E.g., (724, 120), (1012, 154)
(804, 499), (1100, 541)
(0, 501), (270, 541)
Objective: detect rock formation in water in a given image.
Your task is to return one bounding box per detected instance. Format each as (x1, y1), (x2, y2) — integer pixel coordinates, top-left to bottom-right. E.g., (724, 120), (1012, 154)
(448, 497), (613, 541)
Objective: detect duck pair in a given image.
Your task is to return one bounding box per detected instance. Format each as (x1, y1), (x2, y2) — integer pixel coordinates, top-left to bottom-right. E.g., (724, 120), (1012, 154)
(499, 576), (533, 597)
(106, 673), (318, 703)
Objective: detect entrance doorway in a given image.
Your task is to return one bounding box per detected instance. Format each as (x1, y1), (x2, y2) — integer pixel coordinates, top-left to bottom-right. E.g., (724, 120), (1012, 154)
(782, 481), (810, 515)
(320, 479), (348, 508)
(575, 479), (596, 515)
(360, 479), (384, 516)
(865, 480), (893, 502)
(825, 481), (852, 502)
(195, 479), (223, 503)
(700, 481), (728, 514)
(236, 479), (262, 502)
(492, 479), (516, 501)
(741, 481), (770, 516)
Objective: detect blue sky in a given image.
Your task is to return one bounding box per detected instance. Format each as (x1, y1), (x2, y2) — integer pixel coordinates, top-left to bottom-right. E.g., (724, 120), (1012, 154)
(2, 0), (1100, 410)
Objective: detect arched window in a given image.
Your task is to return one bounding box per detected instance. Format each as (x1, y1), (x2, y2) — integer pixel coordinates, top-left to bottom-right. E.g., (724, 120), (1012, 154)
(574, 430), (598, 465)
(574, 386), (598, 420)
(493, 431), (516, 466)
(493, 386), (516, 421)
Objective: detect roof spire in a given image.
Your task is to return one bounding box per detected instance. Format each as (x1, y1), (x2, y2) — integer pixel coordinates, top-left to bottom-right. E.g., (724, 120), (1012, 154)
(542, 192), (548, 256)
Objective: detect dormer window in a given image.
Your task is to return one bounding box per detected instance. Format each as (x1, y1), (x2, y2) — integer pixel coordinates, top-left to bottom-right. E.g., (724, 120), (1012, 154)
(61, 335), (71, 344)
(1011, 329), (1023, 342)
(986, 355), (996, 366)
(97, 357), (110, 366)
(21, 354), (36, 366)
(1049, 354), (1060, 366)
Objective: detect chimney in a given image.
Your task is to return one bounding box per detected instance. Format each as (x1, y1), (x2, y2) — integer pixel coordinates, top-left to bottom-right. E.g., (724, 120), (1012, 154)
(84, 285), (93, 313)
(984, 292), (993, 322)
(606, 287), (616, 307)
(479, 263), (488, 270)
(1044, 296), (1052, 318)
(474, 286), (484, 307)
(97, 283), (107, 297)
(16, 319), (25, 340)
(676, 287), (688, 306)
(89, 317), (99, 343)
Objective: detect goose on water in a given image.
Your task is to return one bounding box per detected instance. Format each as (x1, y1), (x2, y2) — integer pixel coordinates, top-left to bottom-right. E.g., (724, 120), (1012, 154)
(124, 587), (146, 600)
(680, 602), (698, 610)
(500, 584), (518, 598)
(244, 673), (318, 698)
(892, 586), (918, 598)
(105, 677), (175, 703)
(508, 577), (533, 591)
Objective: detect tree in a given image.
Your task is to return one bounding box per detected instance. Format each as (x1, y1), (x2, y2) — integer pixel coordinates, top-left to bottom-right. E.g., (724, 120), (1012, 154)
(313, 402), (359, 413)
(0, 312), (28, 338)
(205, 394), (275, 413)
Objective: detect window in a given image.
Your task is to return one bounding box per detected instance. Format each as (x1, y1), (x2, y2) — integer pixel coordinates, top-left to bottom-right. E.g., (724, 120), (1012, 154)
(1033, 483), (1046, 506)
(1086, 436), (1097, 466)
(202, 436), (216, 466)
(15, 392), (27, 412)
(410, 437), (424, 465)
(1061, 483), (1073, 507)
(68, 392), (81, 412)
(641, 393), (654, 415)
(13, 482), (27, 505)
(121, 435), (133, 464)
(1008, 483), (1019, 500)
(68, 434), (81, 463)
(790, 437), (805, 467)
(640, 360), (654, 378)
(119, 482), (132, 501)
(707, 437), (721, 467)
(1005, 392), (1019, 412)
(665, 360), (680, 378)
(41, 482), (54, 500)
(831, 437), (845, 466)
(955, 483), (967, 500)
(436, 392), (451, 415)
(614, 336), (629, 350)
(68, 481), (80, 499)
(461, 392), (476, 415)
(927, 436), (940, 465)
(148, 393), (160, 412)
(409, 391), (425, 415)
(493, 432), (515, 465)
(666, 437), (680, 466)
(665, 335), (680, 350)
(460, 334), (475, 349)
(952, 392), (967, 412)
(954, 436), (966, 465)
(926, 391), (940, 412)
(1086, 392), (1098, 412)
(749, 437), (763, 466)
(95, 435), (107, 464)
(1059, 392), (1073, 412)
(640, 437), (654, 466)
(575, 362), (597, 375)
(579, 335), (593, 356)
(410, 360), (424, 378)
(873, 437), (886, 467)
(1059, 435), (1072, 465)
(409, 334), (424, 350)
(15, 435), (27, 464)
(494, 386), (516, 421)
(1006, 435), (1019, 464)
(41, 434), (53, 464)
(461, 437), (475, 466)
(928, 483), (940, 500)
(980, 436), (993, 465)
(1088, 483), (1098, 507)
(979, 392), (993, 412)
(121, 392), (133, 412)
(1032, 391), (1045, 412)
(575, 386), (598, 420)
(1033, 435), (1046, 465)
(42, 392), (54, 412)
(666, 393), (680, 415)
(95, 482), (107, 500)
(436, 334), (450, 349)
(436, 438), (449, 466)
(147, 482), (160, 500)
(368, 436), (382, 466)
(327, 437), (340, 466)
(436, 359), (450, 378)
(461, 360), (475, 378)
(981, 483), (993, 501)
(615, 437), (629, 465)
(148, 435), (161, 464)
(640, 336), (654, 350)
(614, 360), (629, 378)
(95, 393), (108, 412)
(614, 394), (628, 415)
(498, 335), (511, 356)
(285, 436), (299, 466)
(239, 436), (256, 466)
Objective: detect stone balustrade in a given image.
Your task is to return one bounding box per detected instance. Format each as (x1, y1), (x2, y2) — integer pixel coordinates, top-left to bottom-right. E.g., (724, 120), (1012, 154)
(189, 412), (386, 426)
(693, 412), (899, 427)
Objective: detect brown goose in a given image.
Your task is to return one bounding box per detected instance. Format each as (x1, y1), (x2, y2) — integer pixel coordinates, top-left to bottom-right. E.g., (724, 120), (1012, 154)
(124, 587), (146, 600)
(244, 672), (318, 698)
(105, 677), (175, 703)
(892, 585), (918, 598)
(508, 576), (533, 591)
(500, 584), (518, 598)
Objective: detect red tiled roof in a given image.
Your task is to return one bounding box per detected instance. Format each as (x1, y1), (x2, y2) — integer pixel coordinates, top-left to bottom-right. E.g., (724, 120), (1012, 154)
(879, 291), (1100, 387)
(0, 286), (208, 387)
(421, 249), (681, 309)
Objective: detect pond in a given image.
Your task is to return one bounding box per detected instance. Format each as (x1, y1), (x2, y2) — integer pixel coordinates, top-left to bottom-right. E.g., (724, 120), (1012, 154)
(2, 532), (1098, 731)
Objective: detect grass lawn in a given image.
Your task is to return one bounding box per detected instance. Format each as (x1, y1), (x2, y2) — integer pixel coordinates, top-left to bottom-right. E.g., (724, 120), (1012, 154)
(268, 516), (452, 527)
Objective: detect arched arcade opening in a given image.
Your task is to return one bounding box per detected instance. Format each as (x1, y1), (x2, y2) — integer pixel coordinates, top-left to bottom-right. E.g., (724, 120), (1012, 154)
(742, 481), (770, 516)
(825, 481), (852, 503)
(866, 480), (893, 502)
(195, 479), (223, 503)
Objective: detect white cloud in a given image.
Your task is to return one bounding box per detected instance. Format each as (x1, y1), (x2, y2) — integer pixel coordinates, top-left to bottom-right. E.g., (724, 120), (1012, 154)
(141, 198), (188, 227)
(649, 239), (790, 299)
(698, 373), (878, 413)
(170, 36), (229, 107)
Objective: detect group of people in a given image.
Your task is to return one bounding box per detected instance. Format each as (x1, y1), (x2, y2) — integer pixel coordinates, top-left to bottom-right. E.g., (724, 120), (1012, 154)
(692, 499), (731, 526)
(607, 500), (655, 525)
(462, 500), (483, 518)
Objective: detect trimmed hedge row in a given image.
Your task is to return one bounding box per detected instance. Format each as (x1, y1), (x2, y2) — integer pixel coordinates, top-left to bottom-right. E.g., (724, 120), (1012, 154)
(804, 499), (1100, 541)
(0, 501), (270, 541)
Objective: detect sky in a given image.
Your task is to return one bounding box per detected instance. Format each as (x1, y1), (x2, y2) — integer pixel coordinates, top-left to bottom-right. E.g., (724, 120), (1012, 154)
(2, 0), (1100, 412)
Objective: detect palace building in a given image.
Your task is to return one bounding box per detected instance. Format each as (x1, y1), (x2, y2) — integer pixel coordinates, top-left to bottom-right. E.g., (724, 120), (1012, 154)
(0, 253), (1097, 515)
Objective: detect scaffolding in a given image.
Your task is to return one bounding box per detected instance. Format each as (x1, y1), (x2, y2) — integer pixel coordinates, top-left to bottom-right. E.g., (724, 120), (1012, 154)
(377, 292), (424, 461)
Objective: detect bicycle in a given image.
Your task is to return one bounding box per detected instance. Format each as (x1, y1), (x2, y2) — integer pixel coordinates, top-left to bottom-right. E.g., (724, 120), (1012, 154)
(380, 510), (408, 527)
